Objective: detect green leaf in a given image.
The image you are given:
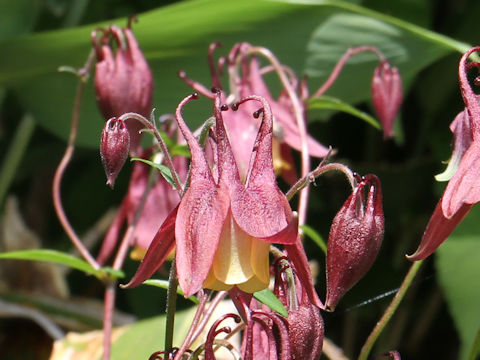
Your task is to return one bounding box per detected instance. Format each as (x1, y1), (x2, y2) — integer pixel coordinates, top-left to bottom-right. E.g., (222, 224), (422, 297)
(253, 288), (288, 317)
(131, 157), (175, 188)
(300, 224), (327, 254)
(304, 1), (470, 110)
(142, 279), (200, 304)
(0, 0), (469, 147)
(307, 96), (380, 129)
(436, 205), (480, 360)
(0, 249), (124, 280)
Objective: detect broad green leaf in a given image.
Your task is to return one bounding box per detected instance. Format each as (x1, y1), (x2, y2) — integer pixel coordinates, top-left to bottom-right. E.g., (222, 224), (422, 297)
(0, 0), (470, 147)
(0, 249), (124, 280)
(304, 0), (470, 110)
(131, 157), (176, 188)
(436, 204), (480, 360)
(307, 96), (380, 129)
(300, 224), (327, 254)
(143, 279), (200, 304)
(253, 288), (288, 317)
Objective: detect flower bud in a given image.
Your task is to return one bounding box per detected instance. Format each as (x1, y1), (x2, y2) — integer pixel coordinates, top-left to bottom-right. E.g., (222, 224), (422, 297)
(372, 61), (403, 139)
(325, 174), (384, 311)
(100, 118), (130, 188)
(92, 25), (153, 152)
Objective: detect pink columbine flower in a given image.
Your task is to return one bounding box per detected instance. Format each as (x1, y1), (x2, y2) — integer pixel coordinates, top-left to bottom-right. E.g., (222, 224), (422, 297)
(179, 42), (330, 183)
(408, 47), (480, 261)
(92, 24), (153, 153)
(125, 91), (320, 300)
(325, 174), (384, 311)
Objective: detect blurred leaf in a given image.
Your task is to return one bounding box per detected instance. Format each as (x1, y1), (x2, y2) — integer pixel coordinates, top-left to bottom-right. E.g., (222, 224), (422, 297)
(0, 0), (470, 148)
(0, 0), (37, 40)
(300, 224), (327, 254)
(50, 309), (197, 360)
(307, 95), (380, 129)
(304, 2), (470, 109)
(143, 279), (200, 304)
(436, 205), (480, 360)
(131, 157), (175, 188)
(0, 249), (124, 280)
(253, 288), (288, 317)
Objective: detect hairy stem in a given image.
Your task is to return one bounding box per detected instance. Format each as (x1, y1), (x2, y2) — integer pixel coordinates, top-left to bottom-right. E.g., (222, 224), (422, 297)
(165, 259), (178, 352)
(358, 260), (423, 360)
(103, 283), (116, 360)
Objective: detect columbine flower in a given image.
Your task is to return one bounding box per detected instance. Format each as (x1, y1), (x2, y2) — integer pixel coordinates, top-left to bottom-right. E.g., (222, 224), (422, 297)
(371, 60), (403, 139)
(125, 92), (302, 297)
(408, 47), (480, 260)
(92, 24), (153, 153)
(179, 42), (330, 182)
(325, 174), (384, 311)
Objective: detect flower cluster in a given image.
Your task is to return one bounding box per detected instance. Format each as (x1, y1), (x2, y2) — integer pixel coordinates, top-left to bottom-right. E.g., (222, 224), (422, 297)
(91, 28), (399, 359)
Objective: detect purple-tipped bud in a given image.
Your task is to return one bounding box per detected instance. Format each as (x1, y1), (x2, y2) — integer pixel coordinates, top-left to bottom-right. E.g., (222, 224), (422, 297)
(325, 174), (384, 311)
(100, 118), (130, 188)
(372, 61), (403, 139)
(92, 25), (153, 152)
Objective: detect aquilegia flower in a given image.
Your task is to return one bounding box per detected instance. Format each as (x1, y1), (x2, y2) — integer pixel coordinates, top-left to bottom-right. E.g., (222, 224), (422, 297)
(92, 24), (153, 153)
(408, 46), (480, 260)
(125, 91), (305, 297)
(179, 42), (330, 182)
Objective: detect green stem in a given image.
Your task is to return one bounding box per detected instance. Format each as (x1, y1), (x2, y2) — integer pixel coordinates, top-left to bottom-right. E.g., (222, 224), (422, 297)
(358, 260), (423, 360)
(0, 114), (35, 207)
(165, 258), (178, 352)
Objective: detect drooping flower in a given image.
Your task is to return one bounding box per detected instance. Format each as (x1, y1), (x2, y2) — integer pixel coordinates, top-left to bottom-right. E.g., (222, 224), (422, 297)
(408, 46), (480, 261)
(100, 117), (130, 188)
(179, 42), (330, 182)
(371, 60), (403, 139)
(325, 174), (384, 311)
(125, 92), (303, 297)
(92, 24), (153, 153)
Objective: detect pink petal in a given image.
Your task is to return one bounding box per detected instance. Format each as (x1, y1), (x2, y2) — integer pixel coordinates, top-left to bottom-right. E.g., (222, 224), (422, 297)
(442, 141), (480, 218)
(122, 206), (178, 288)
(175, 181), (230, 297)
(285, 237), (324, 308)
(407, 199), (471, 261)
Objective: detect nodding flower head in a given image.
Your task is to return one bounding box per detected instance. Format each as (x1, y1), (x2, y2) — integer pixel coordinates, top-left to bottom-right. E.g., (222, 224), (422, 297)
(92, 24), (153, 152)
(371, 60), (403, 139)
(178, 42), (330, 183)
(408, 46), (480, 261)
(124, 91), (299, 297)
(325, 174), (384, 311)
(100, 117), (130, 188)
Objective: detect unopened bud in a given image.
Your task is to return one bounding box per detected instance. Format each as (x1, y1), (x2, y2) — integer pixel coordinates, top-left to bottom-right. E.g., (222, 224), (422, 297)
(372, 61), (403, 139)
(325, 174), (384, 311)
(100, 118), (130, 188)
